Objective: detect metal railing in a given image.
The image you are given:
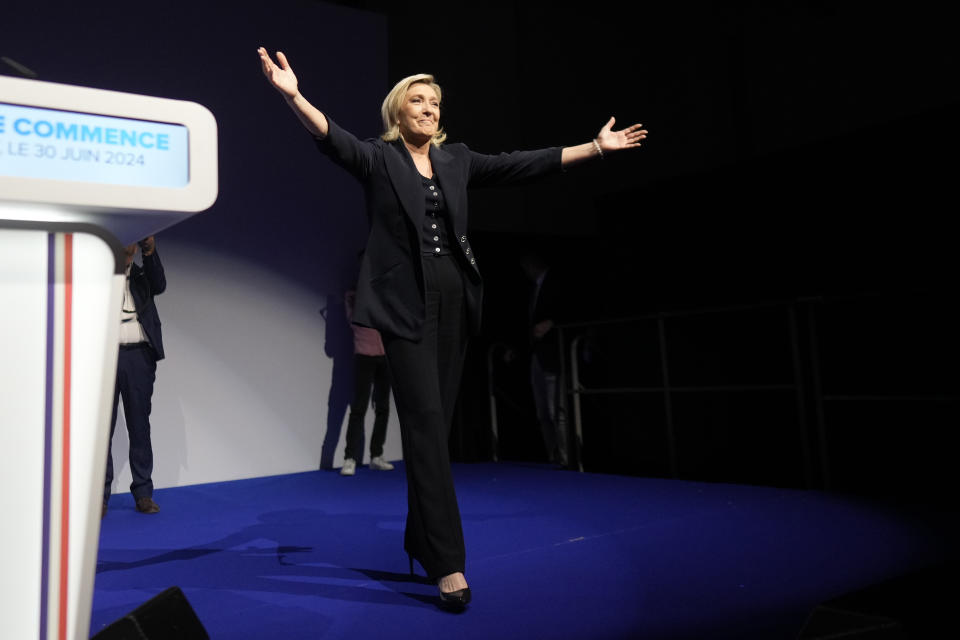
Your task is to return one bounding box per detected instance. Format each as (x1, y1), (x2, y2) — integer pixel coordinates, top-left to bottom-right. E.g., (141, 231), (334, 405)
(485, 293), (955, 489)
(560, 300), (809, 480)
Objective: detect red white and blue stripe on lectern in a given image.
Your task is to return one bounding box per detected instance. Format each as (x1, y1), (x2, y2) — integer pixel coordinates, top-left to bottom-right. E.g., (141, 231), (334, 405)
(40, 232), (73, 640)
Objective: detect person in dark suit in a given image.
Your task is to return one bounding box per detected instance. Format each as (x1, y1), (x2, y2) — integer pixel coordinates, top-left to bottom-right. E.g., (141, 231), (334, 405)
(103, 235), (165, 518)
(520, 251), (570, 468)
(258, 46), (647, 608)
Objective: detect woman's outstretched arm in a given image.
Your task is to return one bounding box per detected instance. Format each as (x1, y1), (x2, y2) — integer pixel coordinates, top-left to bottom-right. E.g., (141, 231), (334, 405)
(561, 117), (647, 167)
(258, 47), (329, 138)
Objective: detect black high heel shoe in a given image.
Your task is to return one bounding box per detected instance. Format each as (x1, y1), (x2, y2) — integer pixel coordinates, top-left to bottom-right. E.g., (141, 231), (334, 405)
(436, 571), (471, 610)
(437, 585), (471, 610)
(410, 556), (471, 610)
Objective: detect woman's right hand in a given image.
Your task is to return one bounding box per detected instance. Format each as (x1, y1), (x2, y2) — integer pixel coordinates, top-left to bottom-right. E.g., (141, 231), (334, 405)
(258, 47), (299, 99)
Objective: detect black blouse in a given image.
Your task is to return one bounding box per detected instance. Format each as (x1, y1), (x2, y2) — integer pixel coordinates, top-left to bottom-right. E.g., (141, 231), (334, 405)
(419, 175), (454, 256)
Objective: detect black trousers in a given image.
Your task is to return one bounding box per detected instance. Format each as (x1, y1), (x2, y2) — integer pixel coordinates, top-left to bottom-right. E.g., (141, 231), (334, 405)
(344, 353), (391, 461)
(105, 343), (156, 503)
(383, 254), (469, 580)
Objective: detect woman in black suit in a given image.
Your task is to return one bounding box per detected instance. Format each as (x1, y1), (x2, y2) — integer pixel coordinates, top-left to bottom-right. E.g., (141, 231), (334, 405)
(257, 47), (646, 609)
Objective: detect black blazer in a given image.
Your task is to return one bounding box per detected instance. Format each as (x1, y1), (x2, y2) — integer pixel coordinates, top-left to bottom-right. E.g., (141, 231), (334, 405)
(129, 251), (166, 360)
(316, 117), (563, 341)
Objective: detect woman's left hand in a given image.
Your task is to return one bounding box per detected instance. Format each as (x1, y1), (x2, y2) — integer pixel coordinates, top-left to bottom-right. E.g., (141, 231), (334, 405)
(596, 117), (647, 153)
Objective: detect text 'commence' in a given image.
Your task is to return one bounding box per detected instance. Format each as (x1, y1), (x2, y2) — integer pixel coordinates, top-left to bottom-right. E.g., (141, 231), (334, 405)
(0, 115), (170, 150)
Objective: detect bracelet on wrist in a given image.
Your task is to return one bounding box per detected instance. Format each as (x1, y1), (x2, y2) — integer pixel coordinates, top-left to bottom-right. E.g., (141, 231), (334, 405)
(592, 138), (604, 159)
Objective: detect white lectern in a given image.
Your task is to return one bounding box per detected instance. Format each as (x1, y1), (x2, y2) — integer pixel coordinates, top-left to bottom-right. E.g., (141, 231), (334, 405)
(0, 74), (217, 640)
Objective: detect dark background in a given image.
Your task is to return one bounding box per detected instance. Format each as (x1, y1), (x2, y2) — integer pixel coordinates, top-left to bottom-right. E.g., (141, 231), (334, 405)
(327, 0), (958, 503)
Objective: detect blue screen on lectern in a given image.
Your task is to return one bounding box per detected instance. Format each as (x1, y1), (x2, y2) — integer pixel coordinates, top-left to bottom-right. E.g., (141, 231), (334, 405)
(0, 102), (189, 188)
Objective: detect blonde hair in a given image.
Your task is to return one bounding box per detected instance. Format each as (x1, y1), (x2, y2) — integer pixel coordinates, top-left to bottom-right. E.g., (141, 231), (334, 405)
(380, 74), (447, 146)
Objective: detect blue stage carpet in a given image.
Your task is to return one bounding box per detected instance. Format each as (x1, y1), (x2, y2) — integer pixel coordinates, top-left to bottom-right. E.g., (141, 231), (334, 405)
(92, 462), (953, 639)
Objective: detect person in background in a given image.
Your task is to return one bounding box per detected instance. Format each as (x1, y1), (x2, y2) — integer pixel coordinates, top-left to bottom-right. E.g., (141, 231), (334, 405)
(520, 251), (570, 468)
(103, 235), (165, 518)
(340, 284), (395, 476)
